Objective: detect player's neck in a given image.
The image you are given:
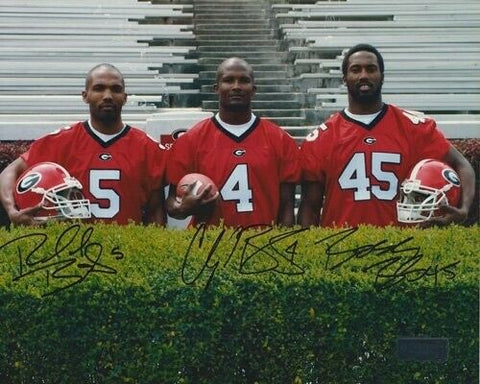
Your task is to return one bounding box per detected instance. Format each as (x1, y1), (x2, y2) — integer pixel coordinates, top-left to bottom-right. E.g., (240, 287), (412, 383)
(89, 117), (124, 135)
(218, 109), (252, 125)
(347, 98), (383, 115)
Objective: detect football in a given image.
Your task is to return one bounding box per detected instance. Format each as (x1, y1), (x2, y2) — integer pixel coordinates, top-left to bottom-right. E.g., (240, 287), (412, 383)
(176, 173), (218, 199)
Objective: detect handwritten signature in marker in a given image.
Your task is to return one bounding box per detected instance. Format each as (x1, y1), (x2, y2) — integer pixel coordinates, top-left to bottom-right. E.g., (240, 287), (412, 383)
(0, 224), (124, 296)
(181, 224), (308, 289)
(182, 225), (460, 290)
(315, 227), (459, 290)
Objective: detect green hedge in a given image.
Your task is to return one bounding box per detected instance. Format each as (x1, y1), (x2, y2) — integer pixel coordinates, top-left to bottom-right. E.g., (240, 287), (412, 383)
(0, 223), (478, 383)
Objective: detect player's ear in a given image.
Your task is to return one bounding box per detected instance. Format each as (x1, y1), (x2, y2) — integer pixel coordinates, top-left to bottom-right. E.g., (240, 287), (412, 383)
(123, 93), (128, 105)
(213, 83), (219, 93)
(81, 90), (88, 103)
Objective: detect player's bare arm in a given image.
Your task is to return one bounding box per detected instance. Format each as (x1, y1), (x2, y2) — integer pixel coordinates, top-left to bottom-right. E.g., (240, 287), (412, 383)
(298, 181), (325, 227)
(144, 188), (167, 225)
(277, 182), (296, 227)
(0, 157), (41, 225)
(425, 146), (475, 226)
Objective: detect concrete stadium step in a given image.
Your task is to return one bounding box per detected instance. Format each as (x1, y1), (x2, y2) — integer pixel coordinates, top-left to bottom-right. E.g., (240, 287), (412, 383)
(196, 34), (274, 40)
(197, 80), (294, 88)
(194, 1), (267, 5)
(199, 71), (289, 81)
(200, 84), (295, 93)
(196, 39), (278, 46)
(194, 10), (268, 16)
(195, 23), (272, 29)
(199, 63), (289, 72)
(253, 109), (307, 118)
(193, 0), (310, 126)
(198, 56), (285, 65)
(198, 52), (285, 64)
(194, 6), (268, 12)
(195, 14), (268, 19)
(202, 100), (305, 109)
(201, 92), (306, 102)
(194, 0), (266, 2)
(194, 1), (266, 5)
(194, 2), (267, 7)
(195, 47), (288, 54)
(194, 14), (268, 21)
(256, 115), (311, 127)
(195, 22), (272, 28)
(195, 29), (274, 36)
(194, 3), (266, 9)
(274, 117), (313, 127)
(198, 55), (287, 63)
(197, 45), (279, 53)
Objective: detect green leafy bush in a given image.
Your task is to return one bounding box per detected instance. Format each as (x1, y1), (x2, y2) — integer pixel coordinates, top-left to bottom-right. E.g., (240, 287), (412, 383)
(0, 223), (478, 383)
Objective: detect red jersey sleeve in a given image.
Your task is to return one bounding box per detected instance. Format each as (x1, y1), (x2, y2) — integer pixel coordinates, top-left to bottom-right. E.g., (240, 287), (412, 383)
(142, 134), (167, 192)
(300, 123), (331, 184)
(413, 118), (450, 161)
(21, 126), (75, 165)
(166, 126), (198, 186)
(278, 130), (301, 183)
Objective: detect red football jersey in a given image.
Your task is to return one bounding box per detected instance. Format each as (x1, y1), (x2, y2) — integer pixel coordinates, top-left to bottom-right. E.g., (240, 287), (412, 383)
(167, 116), (300, 227)
(22, 121), (167, 224)
(300, 104), (451, 227)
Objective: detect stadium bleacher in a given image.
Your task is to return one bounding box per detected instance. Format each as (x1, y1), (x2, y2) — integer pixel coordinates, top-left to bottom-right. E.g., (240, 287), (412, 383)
(0, 0), (198, 140)
(272, 0), (479, 138)
(0, 0), (478, 140)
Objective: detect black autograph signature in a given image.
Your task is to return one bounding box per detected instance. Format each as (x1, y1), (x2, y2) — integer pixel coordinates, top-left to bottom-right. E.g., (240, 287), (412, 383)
(315, 227), (459, 290)
(0, 224), (124, 296)
(181, 224), (308, 289)
(182, 225), (460, 290)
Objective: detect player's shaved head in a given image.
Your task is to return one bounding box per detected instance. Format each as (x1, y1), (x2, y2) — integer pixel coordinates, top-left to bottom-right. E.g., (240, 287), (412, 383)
(215, 57), (255, 84)
(85, 63), (125, 89)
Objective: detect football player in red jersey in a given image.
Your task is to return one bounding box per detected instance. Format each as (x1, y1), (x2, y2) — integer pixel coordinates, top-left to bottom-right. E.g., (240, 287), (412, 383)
(298, 44), (475, 227)
(0, 63), (167, 225)
(166, 57), (300, 227)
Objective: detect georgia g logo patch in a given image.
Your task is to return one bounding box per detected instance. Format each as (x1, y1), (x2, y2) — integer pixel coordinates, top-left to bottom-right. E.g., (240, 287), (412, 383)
(17, 172), (41, 194)
(233, 149), (246, 157)
(442, 169), (461, 186)
(99, 153), (113, 161)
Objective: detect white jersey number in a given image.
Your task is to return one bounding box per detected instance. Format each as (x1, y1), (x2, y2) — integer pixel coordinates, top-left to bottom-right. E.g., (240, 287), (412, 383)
(338, 152), (401, 201)
(220, 164), (253, 212)
(89, 170), (121, 218)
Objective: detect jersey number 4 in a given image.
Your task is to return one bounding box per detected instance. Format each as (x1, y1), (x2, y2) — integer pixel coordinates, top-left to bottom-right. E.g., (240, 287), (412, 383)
(220, 164), (253, 212)
(338, 152), (401, 201)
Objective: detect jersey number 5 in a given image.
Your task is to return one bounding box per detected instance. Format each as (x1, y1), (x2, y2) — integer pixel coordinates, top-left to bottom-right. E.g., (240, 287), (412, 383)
(220, 164), (253, 212)
(338, 152), (401, 201)
(89, 170), (121, 218)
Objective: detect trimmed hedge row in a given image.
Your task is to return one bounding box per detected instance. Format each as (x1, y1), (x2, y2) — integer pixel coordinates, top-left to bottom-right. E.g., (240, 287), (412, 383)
(0, 223), (478, 383)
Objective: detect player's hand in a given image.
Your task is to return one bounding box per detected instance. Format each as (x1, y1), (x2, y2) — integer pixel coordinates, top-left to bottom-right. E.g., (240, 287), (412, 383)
(420, 204), (468, 227)
(175, 182), (219, 217)
(8, 203), (43, 226)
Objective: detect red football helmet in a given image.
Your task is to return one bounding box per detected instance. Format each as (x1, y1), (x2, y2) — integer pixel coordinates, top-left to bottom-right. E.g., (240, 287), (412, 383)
(397, 159), (461, 223)
(14, 162), (91, 221)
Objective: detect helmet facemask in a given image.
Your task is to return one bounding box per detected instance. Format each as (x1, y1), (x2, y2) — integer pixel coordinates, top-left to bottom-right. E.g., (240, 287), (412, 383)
(35, 177), (91, 220)
(397, 180), (449, 223)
